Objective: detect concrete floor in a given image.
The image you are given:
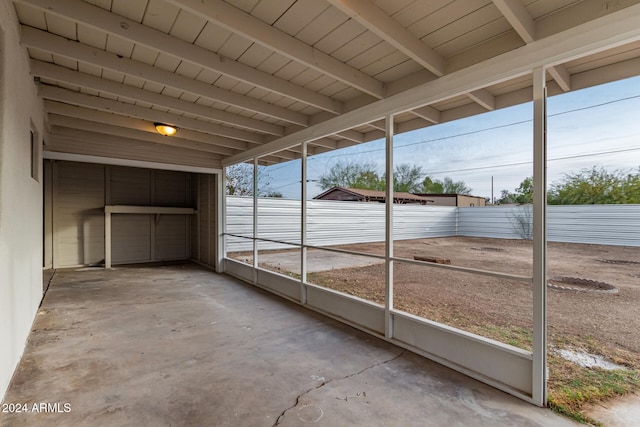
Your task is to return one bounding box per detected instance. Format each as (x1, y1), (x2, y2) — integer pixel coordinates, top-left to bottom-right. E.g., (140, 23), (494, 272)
(0, 262), (577, 427)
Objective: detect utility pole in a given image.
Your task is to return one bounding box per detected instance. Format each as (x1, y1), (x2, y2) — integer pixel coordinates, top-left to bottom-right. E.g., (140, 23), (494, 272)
(491, 176), (494, 205)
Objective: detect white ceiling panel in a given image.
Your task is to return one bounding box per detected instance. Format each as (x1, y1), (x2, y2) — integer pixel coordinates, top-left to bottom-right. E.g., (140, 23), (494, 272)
(250, 0), (295, 25)
(295, 6), (348, 46)
(130, 44), (160, 65)
(142, 0), (179, 32)
(51, 54), (77, 70)
(9, 0), (640, 166)
(217, 33), (255, 61)
(105, 34), (134, 57)
(111, 0), (147, 22)
(169, 8), (207, 42)
(14, 2), (46, 28)
(45, 11), (76, 39)
(77, 22), (107, 49)
(272, 0), (328, 35)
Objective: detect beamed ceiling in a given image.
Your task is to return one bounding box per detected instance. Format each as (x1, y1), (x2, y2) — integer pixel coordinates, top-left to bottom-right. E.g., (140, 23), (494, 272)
(12, 0), (640, 168)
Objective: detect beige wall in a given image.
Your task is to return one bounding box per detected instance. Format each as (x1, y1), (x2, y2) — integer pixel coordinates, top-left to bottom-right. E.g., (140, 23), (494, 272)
(0, 0), (46, 399)
(49, 161), (195, 268)
(193, 174), (218, 268)
(457, 195), (486, 207)
(425, 195), (457, 206)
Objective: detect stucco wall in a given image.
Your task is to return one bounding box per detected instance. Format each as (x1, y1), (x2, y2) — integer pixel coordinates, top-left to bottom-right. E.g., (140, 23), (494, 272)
(0, 0), (45, 399)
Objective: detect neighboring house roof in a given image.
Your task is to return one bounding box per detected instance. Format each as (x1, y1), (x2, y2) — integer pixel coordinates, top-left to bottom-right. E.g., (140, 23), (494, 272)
(313, 187), (432, 203)
(414, 193), (486, 199)
(345, 188), (431, 202)
(314, 187), (487, 205)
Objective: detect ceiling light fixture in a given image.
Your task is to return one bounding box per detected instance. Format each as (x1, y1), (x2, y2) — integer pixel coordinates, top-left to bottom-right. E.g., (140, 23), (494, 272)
(154, 122), (178, 136)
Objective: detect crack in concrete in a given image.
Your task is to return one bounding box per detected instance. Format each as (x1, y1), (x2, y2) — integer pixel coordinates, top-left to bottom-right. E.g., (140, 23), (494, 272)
(40, 269), (56, 308)
(272, 349), (407, 426)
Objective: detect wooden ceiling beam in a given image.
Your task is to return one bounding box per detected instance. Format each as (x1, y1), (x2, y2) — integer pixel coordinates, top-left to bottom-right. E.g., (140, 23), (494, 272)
(547, 64), (571, 92)
(49, 126), (225, 163)
(17, 0), (344, 114)
(32, 60), (283, 136)
(334, 129), (364, 143)
(411, 105), (441, 124)
(222, 2), (640, 165)
(169, 0), (384, 99)
(39, 85), (261, 146)
(493, 0), (571, 91)
(47, 114), (239, 156)
(21, 26), (309, 126)
(327, 0), (445, 77)
(45, 101), (244, 156)
(466, 89), (496, 111)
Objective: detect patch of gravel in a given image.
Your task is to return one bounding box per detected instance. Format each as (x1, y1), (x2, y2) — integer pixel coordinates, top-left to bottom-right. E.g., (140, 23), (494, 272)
(548, 277), (619, 294)
(470, 247), (506, 252)
(598, 259), (640, 265)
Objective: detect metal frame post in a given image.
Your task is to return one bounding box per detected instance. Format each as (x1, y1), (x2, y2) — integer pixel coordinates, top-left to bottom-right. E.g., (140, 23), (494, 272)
(532, 66), (548, 406)
(252, 158), (258, 283)
(301, 142), (308, 303)
(104, 210), (112, 268)
(385, 114), (394, 339)
(216, 169), (226, 273)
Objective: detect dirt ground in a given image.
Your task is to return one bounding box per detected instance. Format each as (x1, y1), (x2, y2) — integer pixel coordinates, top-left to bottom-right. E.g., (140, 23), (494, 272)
(247, 236), (640, 365)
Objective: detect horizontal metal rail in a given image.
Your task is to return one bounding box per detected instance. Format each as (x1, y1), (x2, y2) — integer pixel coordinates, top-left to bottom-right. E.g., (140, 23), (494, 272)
(224, 233), (532, 283)
(391, 256), (532, 283)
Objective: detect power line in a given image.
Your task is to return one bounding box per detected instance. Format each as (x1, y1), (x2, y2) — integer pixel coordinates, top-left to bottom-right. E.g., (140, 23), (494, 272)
(263, 92), (640, 192)
(315, 93), (640, 161)
(422, 146), (640, 175)
(270, 146), (640, 192)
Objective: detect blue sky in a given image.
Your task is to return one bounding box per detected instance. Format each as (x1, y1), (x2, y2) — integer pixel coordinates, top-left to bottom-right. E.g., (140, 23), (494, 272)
(263, 75), (640, 200)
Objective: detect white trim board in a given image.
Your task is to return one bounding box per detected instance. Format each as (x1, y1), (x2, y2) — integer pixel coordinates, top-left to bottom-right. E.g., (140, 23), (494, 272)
(44, 151), (221, 174)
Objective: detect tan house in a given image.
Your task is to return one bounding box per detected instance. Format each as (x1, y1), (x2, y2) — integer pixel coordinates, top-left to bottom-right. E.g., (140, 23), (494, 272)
(313, 187), (431, 204)
(314, 187), (486, 206)
(413, 193), (487, 207)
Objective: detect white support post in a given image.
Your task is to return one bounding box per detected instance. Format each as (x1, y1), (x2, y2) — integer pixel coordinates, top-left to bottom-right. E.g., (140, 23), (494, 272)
(532, 66), (548, 406)
(104, 211), (112, 269)
(301, 142), (308, 304)
(197, 174), (202, 262)
(104, 165), (111, 269)
(216, 170), (226, 273)
(385, 114), (394, 339)
(150, 170), (156, 263)
(207, 175), (212, 266)
(253, 158), (258, 284)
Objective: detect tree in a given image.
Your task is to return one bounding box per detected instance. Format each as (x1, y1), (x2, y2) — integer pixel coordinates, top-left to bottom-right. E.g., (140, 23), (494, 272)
(421, 176), (472, 194)
(226, 163), (276, 196)
(498, 177), (533, 204)
(441, 177), (472, 194)
(226, 163), (254, 196)
(318, 161), (382, 190)
(421, 176), (444, 193)
(547, 166), (638, 205)
(621, 167), (640, 203)
(318, 161), (473, 195)
(392, 163), (423, 192)
(353, 170), (384, 190)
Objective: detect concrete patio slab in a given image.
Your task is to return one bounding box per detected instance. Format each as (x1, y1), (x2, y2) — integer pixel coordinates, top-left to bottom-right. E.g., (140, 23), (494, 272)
(1, 263), (576, 426)
(238, 248), (384, 274)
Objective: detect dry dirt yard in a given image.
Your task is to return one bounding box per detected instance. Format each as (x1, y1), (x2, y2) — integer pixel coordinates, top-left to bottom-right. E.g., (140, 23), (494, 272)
(300, 237), (640, 364)
(233, 236), (640, 421)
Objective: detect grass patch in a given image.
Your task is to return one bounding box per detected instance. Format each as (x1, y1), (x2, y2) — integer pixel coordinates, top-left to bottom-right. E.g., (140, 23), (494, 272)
(548, 353), (640, 425)
(468, 324), (533, 350)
